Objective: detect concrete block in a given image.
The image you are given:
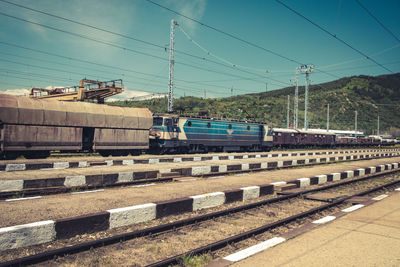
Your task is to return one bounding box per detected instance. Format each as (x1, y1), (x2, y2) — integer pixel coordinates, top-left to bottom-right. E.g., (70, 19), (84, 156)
(386, 164), (392, 170)
(255, 154), (261, 158)
(78, 161), (88, 168)
(149, 158), (159, 164)
(212, 156), (219, 161)
(357, 169), (365, 176)
(261, 162), (268, 169)
(193, 156), (201, 161)
(243, 155), (248, 159)
(277, 161), (283, 167)
(118, 172), (134, 182)
(53, 162), (69, 169)
(191, 166), (212, 176)
(5, 164), (26, 172)
(241, 186), (260, 201)
(304, 159), (309, 164)
(378, 165), (385, 172)
(369, 167), (376, 173)
(331, 173), (341, 181)
(297, 178), (310, 187)
(105, 160), (113, 166)
(122, 159), (134, 165)
(345, 171), (354, 178)
(316, 158), (320, 163)
(316, 175), (327, 184)
(218, 165), (227, 172)
(0, 220), (56, 251)
(0, 180), (24, 191)
(64, 176), (86, 187)
(191, 192), (225, 211)
(242, 163), (249, 171)
(393, 163), (398, 169)
(292, 160), (297, 166)
(159, 168), (171, 174)
(108, 203), (156, 228)
(228, 156), (234, 160)
(173, 158), (182, 162)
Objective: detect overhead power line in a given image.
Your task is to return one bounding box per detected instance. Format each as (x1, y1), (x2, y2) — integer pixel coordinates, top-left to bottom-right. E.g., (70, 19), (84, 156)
(0, 0), (287, 83)
(275, 0), (393, 74)
(0, 11), (288, 86)
(355, 0), (400, 43)
(146, 0), (339, 80)
(0, 42), (266, 94)
(146, 0), (302, 65)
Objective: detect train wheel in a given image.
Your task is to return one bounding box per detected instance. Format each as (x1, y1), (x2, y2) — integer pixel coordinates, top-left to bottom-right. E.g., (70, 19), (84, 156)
(98, 150), (112, 157)
(130, 150), (141, 156)
(4, 151), (21, 160)
(23, 151), (50, 159)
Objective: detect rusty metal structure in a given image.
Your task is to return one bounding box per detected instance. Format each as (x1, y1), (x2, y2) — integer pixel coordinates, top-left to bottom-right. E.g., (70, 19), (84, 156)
(29, 79), (123, 103)
(0, 94), (152, 159)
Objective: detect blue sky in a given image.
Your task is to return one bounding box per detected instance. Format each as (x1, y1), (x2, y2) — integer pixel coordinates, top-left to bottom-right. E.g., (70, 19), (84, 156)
(0, 0), (399, 100)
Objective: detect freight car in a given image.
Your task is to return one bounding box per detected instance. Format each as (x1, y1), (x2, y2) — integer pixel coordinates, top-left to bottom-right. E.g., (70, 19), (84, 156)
(0, 94), (152, 159)
(273, 128), (336, 148)
(149, 114), (274, 154)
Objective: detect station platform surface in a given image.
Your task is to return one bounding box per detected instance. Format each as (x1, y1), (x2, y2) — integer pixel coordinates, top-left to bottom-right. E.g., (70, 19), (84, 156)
(232, 189), (400, 267)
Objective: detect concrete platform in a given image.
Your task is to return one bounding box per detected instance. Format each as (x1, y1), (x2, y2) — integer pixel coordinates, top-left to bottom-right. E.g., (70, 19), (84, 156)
(226, 189), (400, 267)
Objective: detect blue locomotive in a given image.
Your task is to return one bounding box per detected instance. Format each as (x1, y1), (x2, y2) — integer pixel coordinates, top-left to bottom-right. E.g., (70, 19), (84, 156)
(150, 114), (274, 154)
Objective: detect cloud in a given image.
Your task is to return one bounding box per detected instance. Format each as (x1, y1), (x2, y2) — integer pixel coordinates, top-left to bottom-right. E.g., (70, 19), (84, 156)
(107, 89), (152, 101)
(168, 0), (206, 34)
(0, 88), (30, 96)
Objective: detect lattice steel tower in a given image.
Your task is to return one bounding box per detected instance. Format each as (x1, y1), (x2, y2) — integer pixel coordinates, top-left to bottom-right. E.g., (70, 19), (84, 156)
(293, 67), (299, 129)
(299, 64), (314, 130)
(168, 20), (178, 113)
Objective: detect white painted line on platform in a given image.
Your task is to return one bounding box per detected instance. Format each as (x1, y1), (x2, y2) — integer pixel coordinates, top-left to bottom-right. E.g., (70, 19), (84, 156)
(312, 216), (336, 224)
(130, 183), (156, 188)
(208, 176), (225, 179)
(223, 237), (286, 262)
(71, 189), (104, 195)
(178, 178), (198, 182)
(395, 188), (400, 191)
(372, 194), (388, 201)
(342, 204), (365, 213)
(270, 181), (287, 186)
(6, 196), (42, 202)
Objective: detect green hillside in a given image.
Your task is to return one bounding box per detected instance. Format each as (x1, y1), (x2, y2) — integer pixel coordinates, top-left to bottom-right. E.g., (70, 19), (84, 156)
(110, 73), (400, 136)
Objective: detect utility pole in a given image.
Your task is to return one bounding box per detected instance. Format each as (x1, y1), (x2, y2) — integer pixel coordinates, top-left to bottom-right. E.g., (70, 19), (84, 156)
(293, 68), (299, 129)
(355, 110), (358, 138)
(327, 103), (330, 132)
(265, 82), (268, 93)
(231, 86), (233, 96)
(299, 64), (314, 130)
(287, 95), (290, 128)
(204, 89), (206, 99)
(168, 19), (178, 113)
(377, 114), (380, 136)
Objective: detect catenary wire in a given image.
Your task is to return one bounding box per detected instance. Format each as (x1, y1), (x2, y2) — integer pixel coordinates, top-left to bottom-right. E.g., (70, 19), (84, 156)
(275, 0), (393, 73)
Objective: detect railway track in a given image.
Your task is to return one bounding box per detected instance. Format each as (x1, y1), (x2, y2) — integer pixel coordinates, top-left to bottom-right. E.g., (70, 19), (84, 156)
(1, 166), (399, 266)
(1, 148), (396, 172)
(0, 149), (398, 200)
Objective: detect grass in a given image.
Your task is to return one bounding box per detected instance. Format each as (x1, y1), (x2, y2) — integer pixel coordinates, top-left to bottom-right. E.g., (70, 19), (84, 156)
(179, 253), (212, 267)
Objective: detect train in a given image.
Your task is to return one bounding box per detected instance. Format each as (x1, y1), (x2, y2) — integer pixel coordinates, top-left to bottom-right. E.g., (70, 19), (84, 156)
(0, 94), (397, 159)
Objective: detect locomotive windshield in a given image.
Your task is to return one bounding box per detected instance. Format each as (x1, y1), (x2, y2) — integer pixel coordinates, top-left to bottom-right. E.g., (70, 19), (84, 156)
(153, 117), (163, 126)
